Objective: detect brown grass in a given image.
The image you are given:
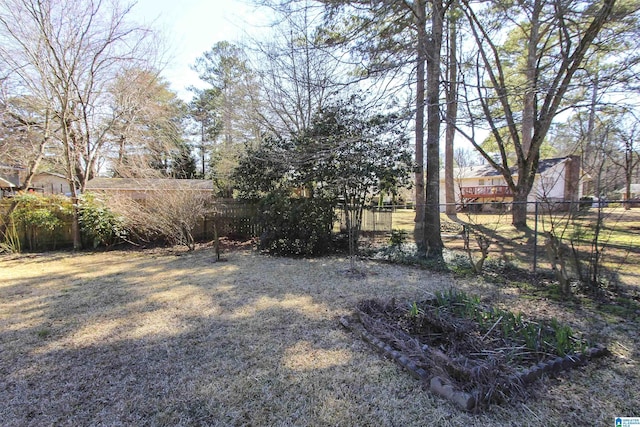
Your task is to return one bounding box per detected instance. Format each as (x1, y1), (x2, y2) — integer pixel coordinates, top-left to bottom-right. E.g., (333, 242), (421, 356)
(1, 247), (638, 426)
(392, 207), (640, 283)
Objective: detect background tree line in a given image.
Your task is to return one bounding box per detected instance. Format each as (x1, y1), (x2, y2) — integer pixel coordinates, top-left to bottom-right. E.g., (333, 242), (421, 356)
(1, 0), (639, 259)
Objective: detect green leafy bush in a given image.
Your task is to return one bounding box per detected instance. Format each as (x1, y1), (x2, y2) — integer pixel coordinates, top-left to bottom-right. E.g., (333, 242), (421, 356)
(78, 193), (128, 248)
(257, 191), (335, 256)
(10, 193), (72, 250)
(389, 229), (408, 248)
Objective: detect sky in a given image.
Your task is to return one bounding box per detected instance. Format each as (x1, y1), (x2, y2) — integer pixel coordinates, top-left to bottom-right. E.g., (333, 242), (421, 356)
(128, 0), (267, 101)
(128, 1), (481, 156)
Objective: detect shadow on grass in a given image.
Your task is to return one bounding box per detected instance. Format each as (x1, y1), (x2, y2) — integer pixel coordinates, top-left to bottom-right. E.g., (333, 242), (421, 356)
(2, 248), (639, 425)
(1, 248), (449, 426)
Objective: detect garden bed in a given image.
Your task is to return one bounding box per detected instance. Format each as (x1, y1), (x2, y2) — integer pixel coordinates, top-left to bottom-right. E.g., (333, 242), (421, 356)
(341, 290), (608, 411)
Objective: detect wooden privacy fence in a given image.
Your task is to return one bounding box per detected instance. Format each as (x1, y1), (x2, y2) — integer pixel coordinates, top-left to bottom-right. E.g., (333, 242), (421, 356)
(198, 202), (394, 240)
(335, 207), (393, 235)
(2, 219), (75, 251)
(197, 200), (263, 240)
(2, 199), (394, 251)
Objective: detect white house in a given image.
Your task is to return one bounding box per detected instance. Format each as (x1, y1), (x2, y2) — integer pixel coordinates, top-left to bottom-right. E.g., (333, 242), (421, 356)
(0, 164), (23, 198)
(0, 166), (73, 197)
(439, 156), (584, 212)
(0, 176), (17, 198)
(30, 172), (72, 195)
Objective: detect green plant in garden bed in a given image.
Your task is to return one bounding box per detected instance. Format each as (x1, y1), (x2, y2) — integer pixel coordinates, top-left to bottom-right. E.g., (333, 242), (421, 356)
(423, 289), (590, 360)
(408, 301), (422, 317)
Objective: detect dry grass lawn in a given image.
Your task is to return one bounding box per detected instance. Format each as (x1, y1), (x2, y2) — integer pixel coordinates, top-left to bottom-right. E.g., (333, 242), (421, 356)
(393, 207), (640, 284)
(1, 247), (638, 426)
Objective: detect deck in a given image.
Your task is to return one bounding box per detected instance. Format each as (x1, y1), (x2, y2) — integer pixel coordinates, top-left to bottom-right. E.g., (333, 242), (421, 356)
(460, 185), (513, 199)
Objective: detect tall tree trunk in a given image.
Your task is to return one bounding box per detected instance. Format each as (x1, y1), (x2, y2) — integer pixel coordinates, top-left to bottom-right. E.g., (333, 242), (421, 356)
(512, 156), (538, 228)
(511, 0), (541, 228)
(21, 110), (51, 190)
(413, 0), (427, 253)
(511, 187), (530, 228)
(423, 0), (445, 259)
(62, 119), (82, 250)
(624, 141), (635, 210)
(201, 122), (206, 177)
(521, 0), (542, 157)
(115, 134), (126, 177)
(585, 72), (600, 198)
(445, 5), (458, 216)
(625, 173), (631, 210)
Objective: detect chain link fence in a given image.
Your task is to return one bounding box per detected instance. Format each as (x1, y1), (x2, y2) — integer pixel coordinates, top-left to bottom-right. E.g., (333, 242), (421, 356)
(393, 201), (640, 287)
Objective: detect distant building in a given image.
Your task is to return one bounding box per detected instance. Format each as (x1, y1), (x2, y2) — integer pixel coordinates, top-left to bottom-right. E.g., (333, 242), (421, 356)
(623, 184), (640, 200)
(0, 176), (17, 198)
(440, 156), (585, 212)
(85, 177), (215, 200)
(0, 164), (23, 198)
(0, 163), (23, 183)
(0, 165), (73, 198)
(30, 172), (71, 195)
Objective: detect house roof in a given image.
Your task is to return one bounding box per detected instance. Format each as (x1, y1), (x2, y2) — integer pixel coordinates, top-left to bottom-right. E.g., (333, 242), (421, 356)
(536, 157), (573, 174)
(455, 163), (503, 179)
(34, 171), (67, 179)
(0, 163), (25, 171)
(0, 176), (16, 188)
(86, 178), (214, 191)
(453, 157), (571, 179)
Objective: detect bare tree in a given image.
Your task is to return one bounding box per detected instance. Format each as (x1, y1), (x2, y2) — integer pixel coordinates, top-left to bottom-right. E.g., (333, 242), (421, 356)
(610, 112), (640, 208)
(0, 0), (159, 248)
(107, 181), (210, 251)
(107, 68), (186, 178)
(0, 85), (55, 239)
(553, 106), (626, 199)
(248, 1), (343, 138)
(457, 0), (619, 228)
(0, 98), (52, 187)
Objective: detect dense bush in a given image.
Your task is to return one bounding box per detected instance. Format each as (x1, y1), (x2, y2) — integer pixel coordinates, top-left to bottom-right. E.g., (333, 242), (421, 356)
(78, 193), (128, 248)
(257, 191), (335, 256)
(3, 193), (129, 251)
(9, 193), (72, 250)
